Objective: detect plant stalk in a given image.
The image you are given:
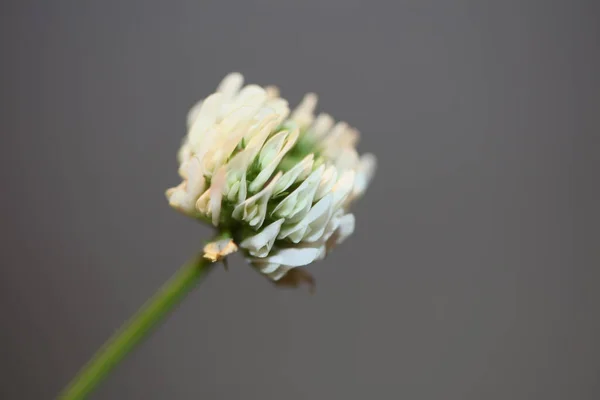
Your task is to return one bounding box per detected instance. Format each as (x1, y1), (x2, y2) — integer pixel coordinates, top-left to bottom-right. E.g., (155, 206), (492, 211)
(58, 254), (215, 399)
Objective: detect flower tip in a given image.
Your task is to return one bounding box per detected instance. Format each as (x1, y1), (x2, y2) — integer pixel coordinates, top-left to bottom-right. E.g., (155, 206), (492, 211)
(303, 92), (318, 107)
(362, 153), (377, 172)
(265, 85), (280, 99)
(217, 72), (244, 91)
(165, 187), (176, 199)
(353, 153), (377, 197)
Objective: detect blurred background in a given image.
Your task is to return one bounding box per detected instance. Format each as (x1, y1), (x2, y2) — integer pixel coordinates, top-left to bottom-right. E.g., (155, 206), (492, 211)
(1, 1), (598, 399)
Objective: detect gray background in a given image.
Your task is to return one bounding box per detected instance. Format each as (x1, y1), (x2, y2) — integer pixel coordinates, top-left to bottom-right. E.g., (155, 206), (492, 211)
(1, 1), (598, 399)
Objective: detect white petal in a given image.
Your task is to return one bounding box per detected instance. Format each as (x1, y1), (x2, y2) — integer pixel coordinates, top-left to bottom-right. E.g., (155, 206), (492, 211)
(249, 261), (293, 281)
(216, 104), (260, 142)
(232, 172), (281, 228)
(311, 113), (334, 140)
(234, 85), (266, 107)
(186, 100), (203, 128)
(273, 154), (314, 195)
(278, 194), (333, 243)
(223, 116), (277, 197)
(167, 157), (205, 212)
(225, 180), (238, 200)
(195, 188), (211, 214)
(314, 165), (338, 200)
(239, 218), (284, 257)
(353, 153), (377, 198)
(209, 167), (226, 226)
(272, 165), (324, 219)
(334, 147), (360, 172)
(304, 203), (335, 242)
(166, 183), (187, 210)
(188, 93), (223, 149)
(259, 246), (323, 267)
(321, 208), (343, 242)
(177, 141), (193, 176)
(265, 85), (279, 99)
(235, 115), (279, 165)
(216, 72), (244, 103)
(285, 226), (308, 244)
(225, 145), (255, 183)
(227, 170), (247, 203)
(290, 93), (317, 129)
(165, 182), (181, 199)
(258, 130), (287, 168)
(249, 129), (299, 192)
(335, 213), (355, 244)
(265, 98), (290, 125)
(186, 157), (205, 195)
(323, 121), (359, 149)
(254, 261), (281, 274)
(219, 87), (264, 119)
(332, 170), (355, 209)
(237, 172), (247, 203)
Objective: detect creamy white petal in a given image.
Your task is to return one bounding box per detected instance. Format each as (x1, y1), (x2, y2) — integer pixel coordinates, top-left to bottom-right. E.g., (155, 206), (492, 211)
(187, 93), (224, 149)
(311, 113), (334, 140)
(322, 121), (359, 150)
(237, 115), (279, 164)
(165, 182), (181, 199)
(290, 93), (317, 129)
(166, 182), (188, 210)
(265, 85), (279, 99)
(265, 98), (290, 125)
(186, 100), (204, 128)
(167, 157), (205, 212)
(216, 104), (261, 143)
(334, 147), (360, 172)
(177, 142), (192, 177)
(216, 72), (244, 103)
(233, 85), (266, 108)
(209, 167), (227, 226)
(258, 130), (287, 168)
(195, 188), (211, 214)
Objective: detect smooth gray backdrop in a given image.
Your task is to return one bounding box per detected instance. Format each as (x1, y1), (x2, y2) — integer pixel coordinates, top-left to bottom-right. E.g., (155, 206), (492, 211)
(1, 1), (598, 399)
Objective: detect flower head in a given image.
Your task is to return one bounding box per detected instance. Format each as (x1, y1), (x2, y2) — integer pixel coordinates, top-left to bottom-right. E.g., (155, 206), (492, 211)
(167, 73), (375, 283)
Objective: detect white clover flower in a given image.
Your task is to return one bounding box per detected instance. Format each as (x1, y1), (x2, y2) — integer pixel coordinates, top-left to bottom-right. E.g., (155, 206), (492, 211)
(166, 73), (375, 284)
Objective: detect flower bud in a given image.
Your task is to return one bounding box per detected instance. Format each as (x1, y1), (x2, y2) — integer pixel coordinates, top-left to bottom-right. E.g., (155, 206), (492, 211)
(167, 73), (376, 282)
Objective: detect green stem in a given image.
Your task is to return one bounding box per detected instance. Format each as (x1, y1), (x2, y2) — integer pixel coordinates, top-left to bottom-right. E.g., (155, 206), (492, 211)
(58, 254), (215, 400)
